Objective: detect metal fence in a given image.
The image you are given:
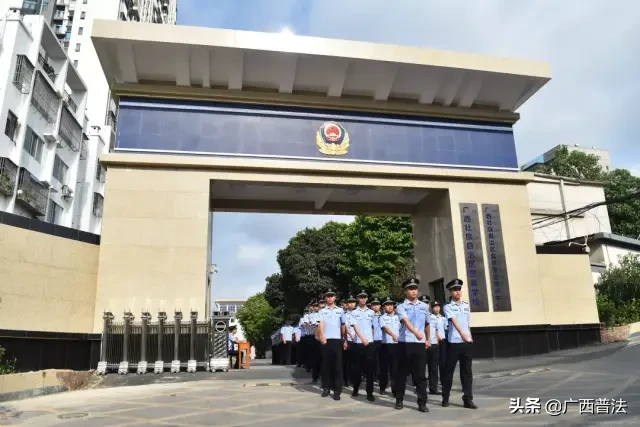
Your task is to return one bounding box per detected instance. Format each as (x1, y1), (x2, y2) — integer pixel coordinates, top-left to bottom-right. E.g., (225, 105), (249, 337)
(98, 311), (213, 374)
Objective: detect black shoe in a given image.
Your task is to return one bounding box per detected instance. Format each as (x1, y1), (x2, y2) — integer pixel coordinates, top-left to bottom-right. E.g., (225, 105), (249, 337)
(418, 403), (429, 413)
(442, 399), (450, 407)
(379, 390), (387, 395)
(321, 389), (330, 397)
(429, 389), (441, 395)
(464, 400), (478, 409)
(333, 394), (341, 401)
(367, 394), (375, 402)
(395, 400), (403, 410)
(351, 389), (359, 397)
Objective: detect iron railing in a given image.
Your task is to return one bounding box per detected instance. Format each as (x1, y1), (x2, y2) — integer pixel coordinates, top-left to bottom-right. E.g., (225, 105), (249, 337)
(0, 157), (19, 197)
(12, 55), (34, 94)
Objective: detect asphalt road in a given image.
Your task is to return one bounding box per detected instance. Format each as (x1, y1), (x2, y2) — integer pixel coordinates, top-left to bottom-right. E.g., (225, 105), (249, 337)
(1, 337), (638, 426)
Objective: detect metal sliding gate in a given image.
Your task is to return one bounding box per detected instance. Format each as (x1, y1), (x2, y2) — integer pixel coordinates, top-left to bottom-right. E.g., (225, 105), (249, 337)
(97, 311), (215, 375)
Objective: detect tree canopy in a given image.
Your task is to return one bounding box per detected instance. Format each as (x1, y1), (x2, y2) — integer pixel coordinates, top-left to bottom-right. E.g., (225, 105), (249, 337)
(531, 145), (640, 238)
(236, 292), (281, 357)
(595, 253), (640, 327)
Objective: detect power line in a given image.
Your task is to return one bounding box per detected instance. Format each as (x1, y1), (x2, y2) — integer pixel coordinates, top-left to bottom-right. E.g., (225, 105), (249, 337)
(532, 190), (640, 231)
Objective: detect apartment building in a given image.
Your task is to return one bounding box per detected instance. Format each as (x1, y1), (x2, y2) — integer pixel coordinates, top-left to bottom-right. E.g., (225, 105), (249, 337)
(0, 12), (98, 229)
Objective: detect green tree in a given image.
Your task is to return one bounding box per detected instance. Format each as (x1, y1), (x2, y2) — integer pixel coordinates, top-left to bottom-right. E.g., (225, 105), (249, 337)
(338, 215), (415, 298)
(595, 253), (640, 327)
(604, 169), (640, 238)
(276, 221), (349, 316)
(236, 293), (281, 357)
(533, 145), (606, 181)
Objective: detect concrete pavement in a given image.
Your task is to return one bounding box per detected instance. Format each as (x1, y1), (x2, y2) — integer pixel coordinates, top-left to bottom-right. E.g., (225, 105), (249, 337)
(1, 340), (638, 426)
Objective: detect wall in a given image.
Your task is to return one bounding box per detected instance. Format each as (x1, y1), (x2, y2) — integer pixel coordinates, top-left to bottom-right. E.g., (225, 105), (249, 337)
(537, 253), (599, 325)
(94, 167), (210, 332)
(0, 222), (99, 333)
(528, 177), (611, 245)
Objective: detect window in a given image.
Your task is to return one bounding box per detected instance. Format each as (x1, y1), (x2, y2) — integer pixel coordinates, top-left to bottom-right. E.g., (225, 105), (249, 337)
(4, 111), (19, 142)
(23, 127), (44, 163)
(13, 54), (35, 94)
(46, 200), (63, 224)
(80, 11), (85, 19)
(31, 73), (61, 123)
(59, 107), (82, 151)
(53, 155), (68, 184)
(75, 43), (81, 52)
(78, 27), (83, 35)
(83, 0), (88, 3)
(96, 163), (106, 183)
(93, 192), (104, 217)
(73, 60), (78, 67)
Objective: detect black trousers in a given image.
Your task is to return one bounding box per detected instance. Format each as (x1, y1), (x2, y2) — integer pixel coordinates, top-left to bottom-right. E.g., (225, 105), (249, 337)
(312, 338), (322, 381)
(321, 339), (343, 393)
(271, 344), (279, 365)
(343, 342), (353, 386)
(372, 341), (381, 379)
(427, 343), (440, 392)
(442, 342), (473, 401)
(351, 343), (375, 395)
(394, 342), (427, 404)
(378, 344), (398, 393)
(279, 342), (292, 365)
(439, 339), (448, 385)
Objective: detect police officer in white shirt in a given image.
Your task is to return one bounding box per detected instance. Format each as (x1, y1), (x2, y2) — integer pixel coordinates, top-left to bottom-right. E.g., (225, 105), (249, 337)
(378, 296), (400, 396)
(318, 289), (345, 400)
(346, 290), (377, 402)
(441, 279), (477, 409)
(427, 300), (445, 395)
(394, 278), (431, 412)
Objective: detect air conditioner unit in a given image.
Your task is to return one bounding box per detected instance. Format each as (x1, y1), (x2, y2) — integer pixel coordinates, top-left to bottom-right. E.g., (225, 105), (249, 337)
(42, 132), (58, 144)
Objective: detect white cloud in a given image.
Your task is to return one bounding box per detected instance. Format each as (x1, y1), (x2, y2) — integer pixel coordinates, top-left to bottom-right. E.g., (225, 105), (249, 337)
(236, 243), (269, 265)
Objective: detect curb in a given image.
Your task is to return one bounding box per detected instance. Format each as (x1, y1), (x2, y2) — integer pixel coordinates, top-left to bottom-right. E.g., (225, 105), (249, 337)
(241, 367), (552, 388)
(0, 385), (69, 403)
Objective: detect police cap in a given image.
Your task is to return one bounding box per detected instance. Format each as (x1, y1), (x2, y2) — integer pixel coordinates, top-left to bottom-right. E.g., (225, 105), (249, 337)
(403, 278), (420, 289)
(357, 289), (368, 298)
(371, 298), (381, 305)
(346, 295), (356, 303)
(446, 278), (463, 290)
(324, 289), (336, 297)
(382, 297), (394, 306)
(431, 300), (441, 307)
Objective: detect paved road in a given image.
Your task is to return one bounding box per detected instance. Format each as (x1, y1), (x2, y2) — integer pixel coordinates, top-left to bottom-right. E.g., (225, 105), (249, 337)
(1, 338), (638, 426)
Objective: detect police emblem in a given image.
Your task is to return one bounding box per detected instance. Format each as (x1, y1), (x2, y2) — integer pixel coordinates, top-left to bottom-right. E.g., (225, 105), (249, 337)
(316, 122), (350, 156)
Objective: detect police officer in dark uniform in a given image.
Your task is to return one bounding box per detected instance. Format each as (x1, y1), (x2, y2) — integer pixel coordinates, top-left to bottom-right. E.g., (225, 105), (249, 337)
(347, 290), (376, 402)
(394, 278), (430, 412)
(378, 296), (400, 396)
(427, 300), (445, 395)
(441, 279), (477, 409)
(370, 298), (383, 383)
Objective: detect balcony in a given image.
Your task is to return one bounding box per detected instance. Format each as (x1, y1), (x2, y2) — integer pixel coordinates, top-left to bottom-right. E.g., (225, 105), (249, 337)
(63, 90), (78, 113)
(59, 107), (82, 152)
(31, 72), (61, 123)
(16, 168), (48, 216)
(37, 53), (57, 81)
(96, 163), (106, 183)
(0, 157), (19, 197)
(80, 134), (88, 160)
(54, 26), (65, 36)
(93, 192), (104, 217)
(53, 12), (64, 21)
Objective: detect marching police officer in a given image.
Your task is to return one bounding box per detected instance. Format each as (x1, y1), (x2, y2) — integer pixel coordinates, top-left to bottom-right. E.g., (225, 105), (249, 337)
(347, 290), (376, 402)
(378, 296), (400, 396)
(371, 298), (382, 383)
(394, 278), (430, 412)
(441, 279), (477, 409)
(309, 300), (322, 381)
(318, 289), (345, 400)
(427, 301), (445, 395)
(342, 294), (356, 388)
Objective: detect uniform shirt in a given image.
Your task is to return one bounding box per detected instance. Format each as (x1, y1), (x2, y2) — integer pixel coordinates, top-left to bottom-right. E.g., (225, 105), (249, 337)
(373, 314), (383, 341)
(344, 311), (355, 342)
(228, 333), (237, 351)
(444, 300), (471, 344)
(280, 326), (293, 342)
(318, 305), (345, 340)
(347, 307), (375, 344)
(429, 314), (445, 344)
(293, 326), (301, 341)
(396, 299), (430, 343)
(299, 318), (306, 337)
(379, 313), (400, 344)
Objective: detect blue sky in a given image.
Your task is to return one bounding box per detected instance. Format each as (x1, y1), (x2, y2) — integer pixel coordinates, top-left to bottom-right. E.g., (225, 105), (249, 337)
(177, 0), (640, 300)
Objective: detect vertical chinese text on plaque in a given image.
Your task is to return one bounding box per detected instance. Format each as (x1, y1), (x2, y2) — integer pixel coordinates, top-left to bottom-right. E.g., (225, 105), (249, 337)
(459, 203), (490, 312)
(482, 204), (512, 311)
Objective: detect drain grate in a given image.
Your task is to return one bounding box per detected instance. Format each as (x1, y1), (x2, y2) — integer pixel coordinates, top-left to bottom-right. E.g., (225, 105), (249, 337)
(57, 413), (88, 419)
